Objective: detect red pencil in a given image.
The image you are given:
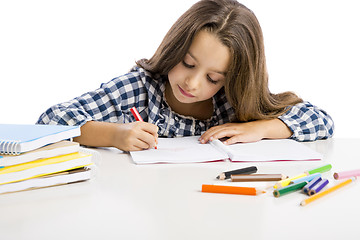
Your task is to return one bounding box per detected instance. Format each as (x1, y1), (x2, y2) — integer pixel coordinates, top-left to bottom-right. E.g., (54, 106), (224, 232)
(130, 107), (157, 149)
(130, 107), (144, 121)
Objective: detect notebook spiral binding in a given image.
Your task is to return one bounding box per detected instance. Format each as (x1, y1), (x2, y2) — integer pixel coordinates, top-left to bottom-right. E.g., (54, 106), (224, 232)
(0, 140), (20, 155)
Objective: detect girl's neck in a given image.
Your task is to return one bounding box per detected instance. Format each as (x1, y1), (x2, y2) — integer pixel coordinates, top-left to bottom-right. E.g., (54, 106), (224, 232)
(164, 81), (213, 120)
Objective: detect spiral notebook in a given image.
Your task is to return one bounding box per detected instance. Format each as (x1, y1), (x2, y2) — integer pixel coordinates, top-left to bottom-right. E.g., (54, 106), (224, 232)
(130, 136), (323, 164)
(0, 124), (81, 155)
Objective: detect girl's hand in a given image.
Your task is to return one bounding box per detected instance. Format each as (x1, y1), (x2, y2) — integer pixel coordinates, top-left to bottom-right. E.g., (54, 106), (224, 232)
(199, 119), (292, 145)
(112, 122), (158, 151)
(75, 121), (158, 152)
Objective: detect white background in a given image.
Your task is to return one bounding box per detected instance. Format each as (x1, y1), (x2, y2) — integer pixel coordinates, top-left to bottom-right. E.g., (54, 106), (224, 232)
(1, 0), (358, 138)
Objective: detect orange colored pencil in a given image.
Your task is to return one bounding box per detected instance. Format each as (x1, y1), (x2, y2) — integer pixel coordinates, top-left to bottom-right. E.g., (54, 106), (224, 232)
(300, 177), (357, 206)
(201, 184), (265, 195)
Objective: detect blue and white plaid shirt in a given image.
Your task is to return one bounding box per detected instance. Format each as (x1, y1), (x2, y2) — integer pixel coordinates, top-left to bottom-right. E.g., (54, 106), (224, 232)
(37, 66), (334, 141)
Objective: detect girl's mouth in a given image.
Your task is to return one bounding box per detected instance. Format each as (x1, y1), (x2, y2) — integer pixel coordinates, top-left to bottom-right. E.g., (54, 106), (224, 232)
(178, 85), (195, 97)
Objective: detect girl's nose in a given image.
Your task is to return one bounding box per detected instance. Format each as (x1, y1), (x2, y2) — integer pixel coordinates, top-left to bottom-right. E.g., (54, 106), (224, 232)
(185, 73), (201, 90)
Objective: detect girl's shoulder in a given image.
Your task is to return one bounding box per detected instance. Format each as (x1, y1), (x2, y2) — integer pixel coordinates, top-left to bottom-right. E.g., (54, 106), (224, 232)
(108, 66), (149, 84)
(130, 66), (165, 87)
(101, 66), (163, 90)
(129, 66), (167, 97)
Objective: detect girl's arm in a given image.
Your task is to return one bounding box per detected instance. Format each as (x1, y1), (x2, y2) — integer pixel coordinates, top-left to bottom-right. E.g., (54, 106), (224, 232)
(200, 101), (334, 144)
(74, 121), (158, 151)
(278, 101), (334, 141)
(199, 118), (292, 145)
(37, 70), (158, 151)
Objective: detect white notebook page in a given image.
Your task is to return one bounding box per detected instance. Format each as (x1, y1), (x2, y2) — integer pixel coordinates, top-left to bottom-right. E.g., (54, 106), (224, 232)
(130, 137), (322, 164)
(130, 136), (228, 164)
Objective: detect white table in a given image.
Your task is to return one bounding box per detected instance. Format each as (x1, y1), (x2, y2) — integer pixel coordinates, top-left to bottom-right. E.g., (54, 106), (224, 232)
(0, 138), (359, 240)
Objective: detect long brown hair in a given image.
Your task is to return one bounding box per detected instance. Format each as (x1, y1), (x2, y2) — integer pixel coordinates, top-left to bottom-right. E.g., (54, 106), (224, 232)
(137, 0), (302, 122)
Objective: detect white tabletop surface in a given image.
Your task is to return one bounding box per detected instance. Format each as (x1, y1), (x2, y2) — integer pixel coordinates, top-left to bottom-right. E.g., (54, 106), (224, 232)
(0, 138), (359, 240)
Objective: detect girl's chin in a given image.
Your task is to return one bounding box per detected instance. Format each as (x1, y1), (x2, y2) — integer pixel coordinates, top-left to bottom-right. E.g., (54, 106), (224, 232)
(174, 94), (197, 104)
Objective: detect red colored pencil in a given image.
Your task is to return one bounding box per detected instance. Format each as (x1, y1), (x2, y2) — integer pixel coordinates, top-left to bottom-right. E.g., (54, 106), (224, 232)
(130, 107), (157, 149)
(130, 107), (144, 121)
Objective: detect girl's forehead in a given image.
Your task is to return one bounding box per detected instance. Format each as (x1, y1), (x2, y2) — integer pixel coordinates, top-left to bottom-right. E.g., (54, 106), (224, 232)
(188, 30), (230, 73)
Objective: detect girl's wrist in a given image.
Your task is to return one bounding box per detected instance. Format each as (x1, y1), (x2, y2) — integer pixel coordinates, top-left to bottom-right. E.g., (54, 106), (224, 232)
(262, 119), (292, 139)
(108, 123), (121, 148)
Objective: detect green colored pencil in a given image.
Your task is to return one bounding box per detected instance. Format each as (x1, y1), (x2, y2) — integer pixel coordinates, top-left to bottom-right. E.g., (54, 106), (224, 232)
(273, 181), (308, 197)
(306, 164), (332, 175)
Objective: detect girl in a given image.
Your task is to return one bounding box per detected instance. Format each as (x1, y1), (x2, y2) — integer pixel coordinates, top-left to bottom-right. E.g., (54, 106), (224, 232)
(37, 0), (334, 151)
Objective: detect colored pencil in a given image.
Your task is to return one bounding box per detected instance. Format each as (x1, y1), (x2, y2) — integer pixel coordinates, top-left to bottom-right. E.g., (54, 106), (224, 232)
(130, 107), (157, 149)
(201, 184), (265, 195)
(231, 174), (286, 182)
(333, 169), (360, 180)
(216, 166), (257, 180)
(130, 106), (144, 121)
(290, 173), (321, 185)
(273, 164), (332, 189)
(300, 177), (357, 206)
(303, 176), (322, 194)
(273, 181), (308, 198)
(305, 164), (332, 175)
(309, 178), (329, 195)
(274, 173), (307, 189)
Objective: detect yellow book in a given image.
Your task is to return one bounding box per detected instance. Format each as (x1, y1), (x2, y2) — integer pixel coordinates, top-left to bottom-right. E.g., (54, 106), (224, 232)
(0, 167), (92, 194)
(0, 152), (93, 185)
(0, 141), (80, 167)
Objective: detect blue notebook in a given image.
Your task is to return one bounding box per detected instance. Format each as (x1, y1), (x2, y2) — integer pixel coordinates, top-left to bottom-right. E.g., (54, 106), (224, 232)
(0, 124), (81, 155)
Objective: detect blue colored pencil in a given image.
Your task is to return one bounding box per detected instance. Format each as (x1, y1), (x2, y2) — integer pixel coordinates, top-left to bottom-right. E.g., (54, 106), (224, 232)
(303, 176), (322, 194)
(309, 179), (329, 195)
(290, 173), (321, 185)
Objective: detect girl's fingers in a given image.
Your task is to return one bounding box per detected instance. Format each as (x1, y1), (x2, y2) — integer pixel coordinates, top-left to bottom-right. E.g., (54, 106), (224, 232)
(132, 133), (156, 150)
(200, 124), (240, 143)
(140, 123), (158, 148)
(119, 122), (158, 151)
(133, 138), (152, 150)
(199, 126), (222, 142)
(222, 135), (244, 145)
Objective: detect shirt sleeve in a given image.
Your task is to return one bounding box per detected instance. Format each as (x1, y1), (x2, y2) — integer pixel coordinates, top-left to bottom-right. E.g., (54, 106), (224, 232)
(36, 71), (146, 126)
(278, 101), (334, 141)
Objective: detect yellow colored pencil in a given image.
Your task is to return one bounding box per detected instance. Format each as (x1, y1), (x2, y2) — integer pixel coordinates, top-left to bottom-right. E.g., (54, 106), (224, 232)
(273, 164), (333, 189)
(300, 177), (357, 206)
(273, 173), (307, 189)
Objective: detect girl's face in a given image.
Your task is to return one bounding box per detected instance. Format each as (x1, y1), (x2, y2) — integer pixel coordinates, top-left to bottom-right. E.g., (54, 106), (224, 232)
(167, 30), (230, 105)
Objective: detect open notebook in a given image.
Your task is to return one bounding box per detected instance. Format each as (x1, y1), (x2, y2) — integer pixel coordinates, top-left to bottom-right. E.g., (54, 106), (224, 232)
(130, 136), (322, 164)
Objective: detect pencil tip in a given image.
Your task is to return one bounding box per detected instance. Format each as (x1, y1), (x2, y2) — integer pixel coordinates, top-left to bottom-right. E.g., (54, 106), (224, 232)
(216, 176), (220, 179)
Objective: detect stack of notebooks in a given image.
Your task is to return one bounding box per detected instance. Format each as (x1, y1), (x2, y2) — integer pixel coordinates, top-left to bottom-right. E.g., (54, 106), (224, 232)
(0, 124), (95, 194)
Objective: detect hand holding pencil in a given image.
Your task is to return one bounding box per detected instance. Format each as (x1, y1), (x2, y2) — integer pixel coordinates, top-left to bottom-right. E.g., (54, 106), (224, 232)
(109, 121), (158, 151)
(128, 107), (158, 151)
(106, 107), (158, 151)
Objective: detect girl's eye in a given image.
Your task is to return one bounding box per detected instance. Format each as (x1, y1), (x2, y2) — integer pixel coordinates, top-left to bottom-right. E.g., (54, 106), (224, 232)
(182, 59), (219, 84)
(207, 75), (218, 84)
(182, 60), (195, 68)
